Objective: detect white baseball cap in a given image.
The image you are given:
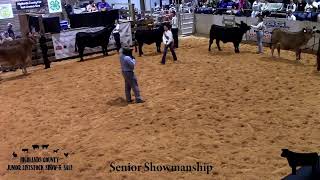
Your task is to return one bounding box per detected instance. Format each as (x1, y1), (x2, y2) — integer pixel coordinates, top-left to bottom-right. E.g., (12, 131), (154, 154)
(7, 23), (12, 27)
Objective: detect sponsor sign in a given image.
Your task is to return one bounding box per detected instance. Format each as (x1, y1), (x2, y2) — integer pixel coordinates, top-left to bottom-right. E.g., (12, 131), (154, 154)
(16, 0), (44, 10)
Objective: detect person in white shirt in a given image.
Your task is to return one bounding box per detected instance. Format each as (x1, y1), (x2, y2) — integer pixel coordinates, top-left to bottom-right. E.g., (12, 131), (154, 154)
(251, 15), (266, 54)
(251, 0), (263, 18)
(161, 24), (177, 64)
(86, 0), (97, 12)
(113, 19), (121, 53)
(287, 0), (297, 13)
(171, 11), (179, 48)
(287, 10), (296, 21)
(3, 32), (13, 42)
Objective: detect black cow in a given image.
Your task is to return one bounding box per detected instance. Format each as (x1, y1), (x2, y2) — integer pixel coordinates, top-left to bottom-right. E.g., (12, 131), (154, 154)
(281, 149), (319, 175)
(208, 21), (251, 53)
(75, 24), (115, 62)
(135, 24), (165, 56)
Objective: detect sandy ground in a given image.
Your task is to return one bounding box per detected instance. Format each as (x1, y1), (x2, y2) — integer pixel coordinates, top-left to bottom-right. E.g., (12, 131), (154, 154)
(0, 36), (320, 180)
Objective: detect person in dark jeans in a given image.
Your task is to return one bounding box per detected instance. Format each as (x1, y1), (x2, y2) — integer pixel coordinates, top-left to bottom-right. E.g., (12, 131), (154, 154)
(39, 33), (51, 69)
(161, 24), (177, 64)
(120, 47), (144, 104)
(113, 20), (121, 53)
(171, 11), (179, 48)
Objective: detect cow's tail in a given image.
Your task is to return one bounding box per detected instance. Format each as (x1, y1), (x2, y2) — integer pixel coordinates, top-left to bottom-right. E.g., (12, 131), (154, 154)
(74, 38), (78, 52)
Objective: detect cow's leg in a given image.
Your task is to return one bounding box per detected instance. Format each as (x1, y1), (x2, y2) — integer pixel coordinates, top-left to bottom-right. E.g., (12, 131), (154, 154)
(209, 38), (214, 51)
(277, 44), (280, 58)
(156, 42), (161, 53)
(271, 44), (274, 57)
(78, 48), (85, 62)
(291, 166), (296, 175)
(216, 39), (222, 51)
(138, 43), (143, 56)
(234, 42), (240, 53)
(298, 49), (301, 60)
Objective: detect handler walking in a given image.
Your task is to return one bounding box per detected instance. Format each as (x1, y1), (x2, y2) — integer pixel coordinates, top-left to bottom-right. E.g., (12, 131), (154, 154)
(120, 47), (144, 104)
(251, 15), (266, 54)
(171, 11), (179, 48)
(39, 33), (51, 69)
(113, 20), (121, 53)
(161, 24), (177, 64)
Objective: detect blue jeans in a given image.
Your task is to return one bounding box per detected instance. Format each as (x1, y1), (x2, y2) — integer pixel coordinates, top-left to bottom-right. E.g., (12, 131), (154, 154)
(161, 43), (177, 64)
(122, 71), (142, 102)
(256, 31), (263, 53)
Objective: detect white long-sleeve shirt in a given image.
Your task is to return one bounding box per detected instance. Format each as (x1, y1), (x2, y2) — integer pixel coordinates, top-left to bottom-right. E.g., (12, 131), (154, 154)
(171, 16), (178, 29)
(251, 21), (265, 31)
(163, 30), (173, 45)
(287, 14), (296, 21)
(286, 3), (297, 12)
(113, 23), (120, 34)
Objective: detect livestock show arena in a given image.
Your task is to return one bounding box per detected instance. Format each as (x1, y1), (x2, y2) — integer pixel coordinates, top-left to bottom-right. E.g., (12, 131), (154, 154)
(1, 0), (320, 180)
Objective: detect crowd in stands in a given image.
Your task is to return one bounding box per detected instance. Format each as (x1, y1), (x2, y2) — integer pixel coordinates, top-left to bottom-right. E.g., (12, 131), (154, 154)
(195, 0), (320, 22)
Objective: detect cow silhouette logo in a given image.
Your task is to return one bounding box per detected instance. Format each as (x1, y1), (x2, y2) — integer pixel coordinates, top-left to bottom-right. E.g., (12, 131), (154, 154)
(12, 152), (17, 158)
(22, 149), (28, 153)
(53, 149), (59, 153)
(64, 153), (69, 158)
(32, 145), (39, 150)
(42, 144), (49, 149)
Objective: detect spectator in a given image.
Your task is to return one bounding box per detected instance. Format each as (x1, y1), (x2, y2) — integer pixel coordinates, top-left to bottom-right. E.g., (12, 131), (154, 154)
(86, 0), (97, 12)
(287, 10), (297, 20)
(98, 0), (111, 11)
(286, 0), (297, 12)
(297, 0), (306, 11)
(3, 32), (13, 42)
(304, 0), (317, 20)
(7, 23), (15, 39)
(251, 0), (263, 17)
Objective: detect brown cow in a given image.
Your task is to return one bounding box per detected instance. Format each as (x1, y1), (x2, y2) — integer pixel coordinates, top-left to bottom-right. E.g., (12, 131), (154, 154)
(0, 37), (36, 79)
(271, 27), (316, 60)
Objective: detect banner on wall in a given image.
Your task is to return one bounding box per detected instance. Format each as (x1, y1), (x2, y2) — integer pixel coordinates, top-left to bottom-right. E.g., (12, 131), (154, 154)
(48, 0), (62, 13)
(0, 4), (14, 19)
(16, 0), (44, 10)
(51, 22), (133, 60)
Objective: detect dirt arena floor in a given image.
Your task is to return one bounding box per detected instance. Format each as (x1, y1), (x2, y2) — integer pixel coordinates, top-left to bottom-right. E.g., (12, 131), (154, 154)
(0, 36), (320, 180)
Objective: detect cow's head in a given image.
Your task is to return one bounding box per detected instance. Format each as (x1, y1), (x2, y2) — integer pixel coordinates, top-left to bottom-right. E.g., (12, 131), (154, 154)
(236, 21), (251, 32)
(281, 149), (290, 157)
(302, 26), (316, 39)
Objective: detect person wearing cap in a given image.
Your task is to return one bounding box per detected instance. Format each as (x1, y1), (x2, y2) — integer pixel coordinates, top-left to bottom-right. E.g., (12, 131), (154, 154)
(251, 15), (266, 54)
(7, 23), (15, 39)
(3, 32), (13, 42)
(120, 47), (144, 104)
(98, 0), (112, 11)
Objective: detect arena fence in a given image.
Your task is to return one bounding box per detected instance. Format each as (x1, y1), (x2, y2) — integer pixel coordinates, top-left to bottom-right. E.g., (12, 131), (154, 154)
(194, 14), (320, 54)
